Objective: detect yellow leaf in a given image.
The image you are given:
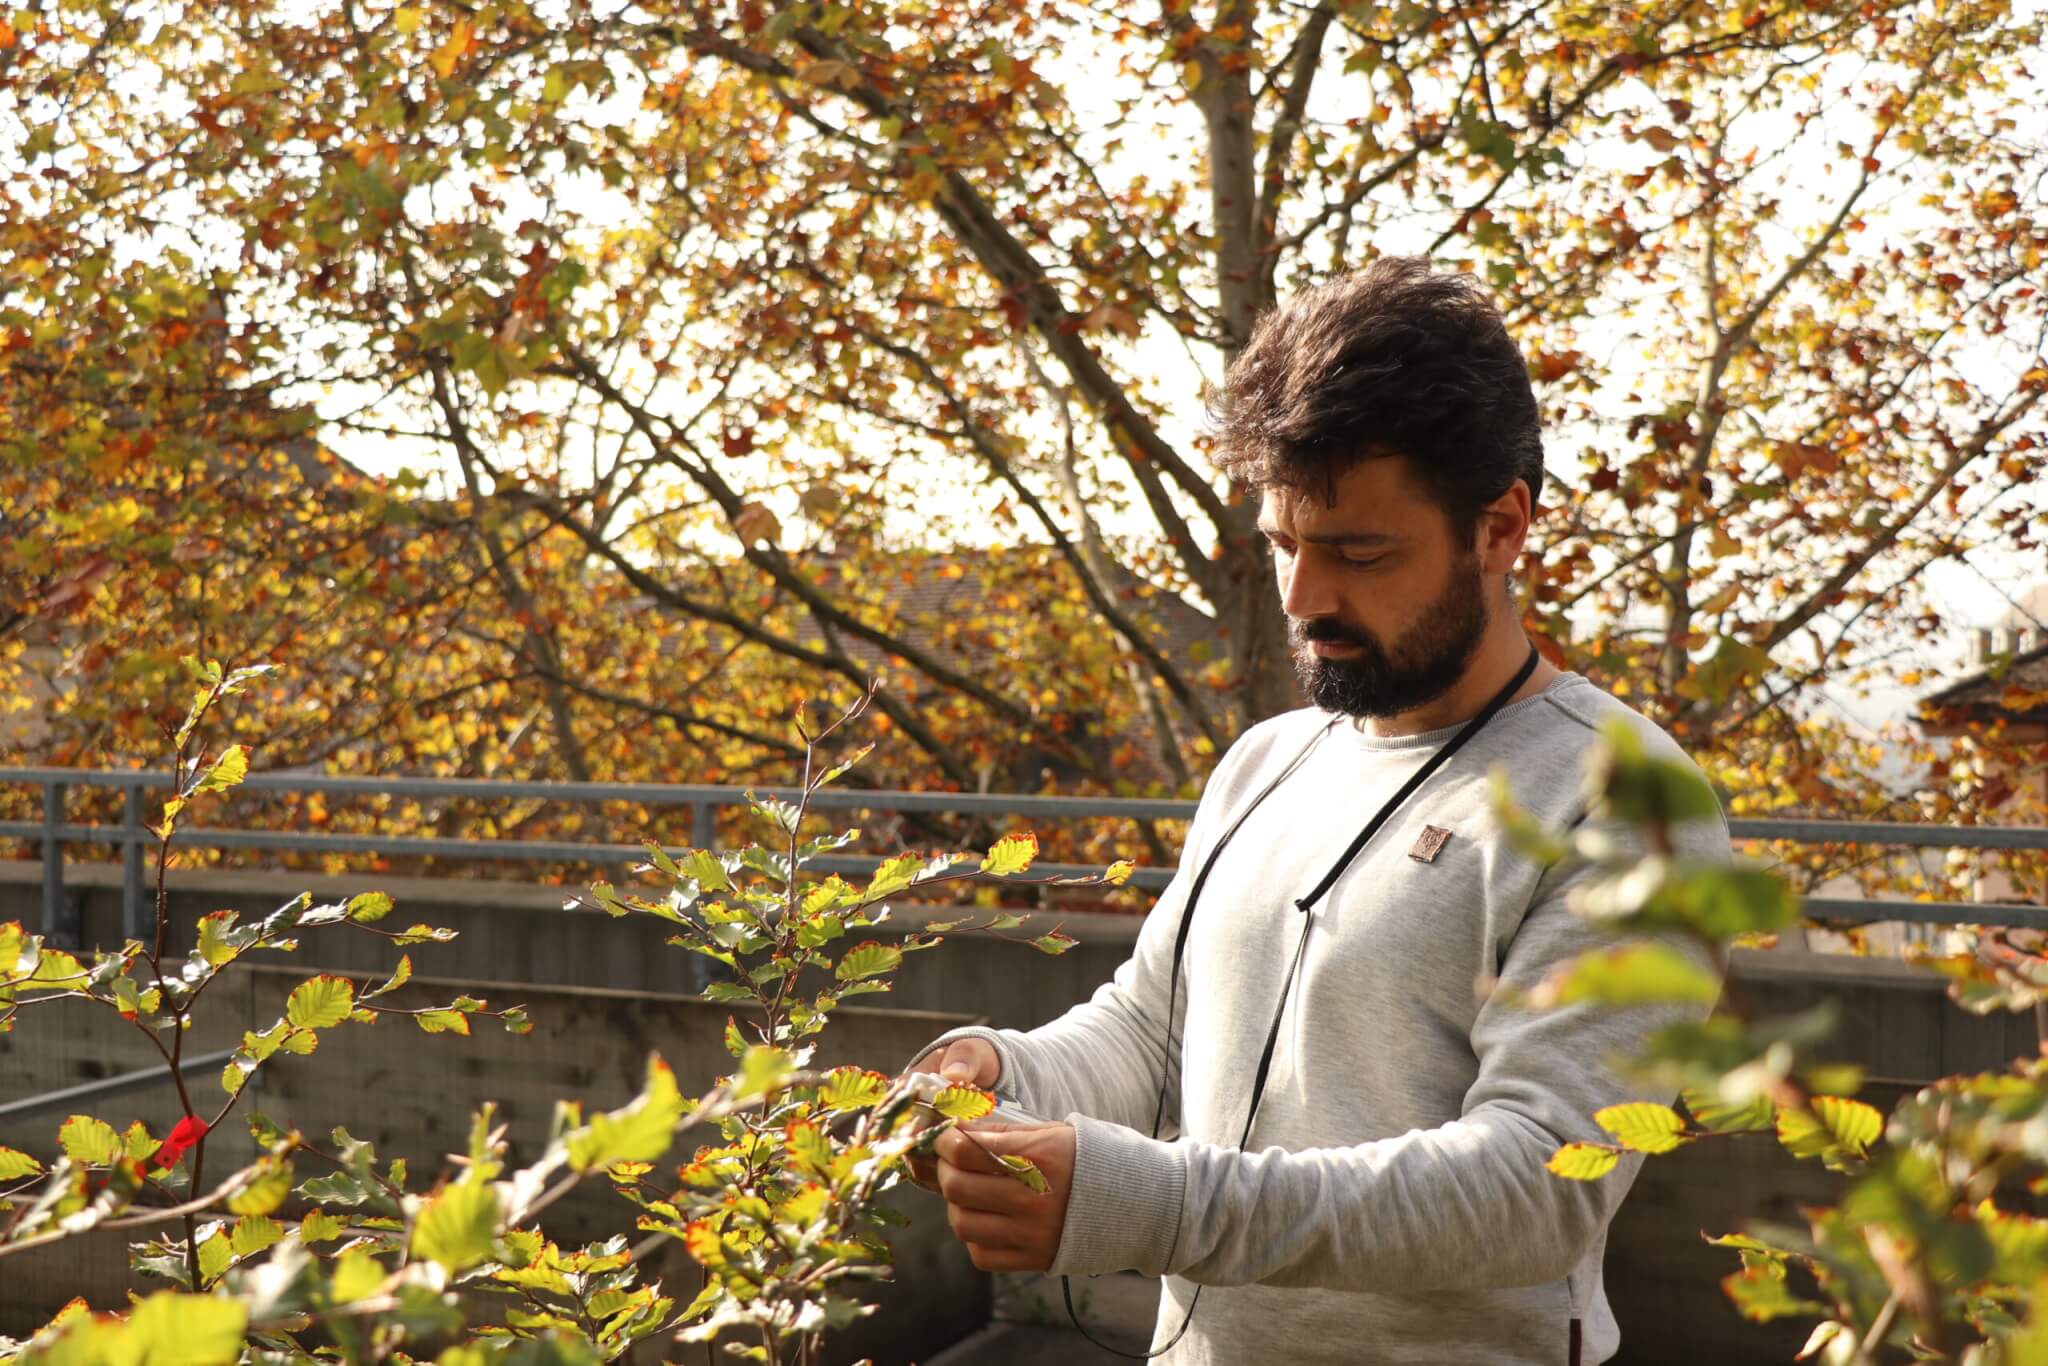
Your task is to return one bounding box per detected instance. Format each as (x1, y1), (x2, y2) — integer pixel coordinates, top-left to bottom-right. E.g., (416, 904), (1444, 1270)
(430, 18), (472, 78)
(1594, 1101), (1690, 1155)
(1545, 1143), (1620, 1180)
(980, 832), (1037, 877)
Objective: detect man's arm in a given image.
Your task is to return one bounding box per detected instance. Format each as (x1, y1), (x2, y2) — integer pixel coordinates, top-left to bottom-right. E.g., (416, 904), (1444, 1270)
(907, 727), (1290, 1129)
(1047, 815), (1729, 1295)
(911, 854), (1198, 1132)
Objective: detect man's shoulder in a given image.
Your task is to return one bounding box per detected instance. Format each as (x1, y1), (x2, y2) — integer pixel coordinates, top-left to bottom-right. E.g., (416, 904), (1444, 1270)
(1521, 675), (1729, 845)
(1525, 674), (1703, 772)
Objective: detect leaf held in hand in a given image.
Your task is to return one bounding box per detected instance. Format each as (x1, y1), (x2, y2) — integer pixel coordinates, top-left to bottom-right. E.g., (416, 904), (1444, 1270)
(1545, 1143), (1620, 1181)
(931, 1086), (995, 1122)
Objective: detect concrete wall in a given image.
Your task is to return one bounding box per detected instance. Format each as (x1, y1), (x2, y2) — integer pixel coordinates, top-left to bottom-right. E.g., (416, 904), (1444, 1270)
(6, 863), (2045, 1363)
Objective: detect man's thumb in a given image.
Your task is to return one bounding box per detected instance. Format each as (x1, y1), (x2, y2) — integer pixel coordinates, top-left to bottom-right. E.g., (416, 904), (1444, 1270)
(939, 1055), (976, 1082)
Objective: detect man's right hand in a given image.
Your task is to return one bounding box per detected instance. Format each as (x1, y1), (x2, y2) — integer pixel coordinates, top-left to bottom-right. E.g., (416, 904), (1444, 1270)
(905, 1037), (1001, 1191)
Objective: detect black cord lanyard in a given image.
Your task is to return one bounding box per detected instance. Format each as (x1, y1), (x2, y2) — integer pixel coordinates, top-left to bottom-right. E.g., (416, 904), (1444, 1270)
(1064, 644), (1543, 1359)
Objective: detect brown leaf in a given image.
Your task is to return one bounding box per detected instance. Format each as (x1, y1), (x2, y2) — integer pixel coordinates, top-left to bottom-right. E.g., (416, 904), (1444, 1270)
(732, 501), (782, 547)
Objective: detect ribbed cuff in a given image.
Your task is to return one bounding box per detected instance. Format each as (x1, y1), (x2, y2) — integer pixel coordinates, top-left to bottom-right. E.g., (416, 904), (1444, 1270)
(1054, 1114), (1187, 1277)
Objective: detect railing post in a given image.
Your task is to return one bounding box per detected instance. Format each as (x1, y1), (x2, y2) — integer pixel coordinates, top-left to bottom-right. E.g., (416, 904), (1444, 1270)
(123, 784), (149, 942)
(41, 781), (74, 947)
(692, 801), (715, 851)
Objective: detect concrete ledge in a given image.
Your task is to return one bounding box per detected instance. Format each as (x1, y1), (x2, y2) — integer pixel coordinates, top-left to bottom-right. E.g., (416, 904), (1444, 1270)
(0, 859), (1149, 944)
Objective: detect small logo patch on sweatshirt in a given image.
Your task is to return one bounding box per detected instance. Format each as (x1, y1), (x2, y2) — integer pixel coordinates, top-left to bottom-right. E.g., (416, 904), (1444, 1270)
(1408, 825), (1452, 863)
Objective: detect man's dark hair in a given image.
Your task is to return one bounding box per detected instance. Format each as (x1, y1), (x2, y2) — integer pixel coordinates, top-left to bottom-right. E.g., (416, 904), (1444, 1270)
(1211, 257), (1545, 540)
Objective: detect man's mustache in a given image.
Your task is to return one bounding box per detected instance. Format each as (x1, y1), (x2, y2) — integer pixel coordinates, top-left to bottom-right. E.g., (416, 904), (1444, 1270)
(1291, 618), (1378, 651)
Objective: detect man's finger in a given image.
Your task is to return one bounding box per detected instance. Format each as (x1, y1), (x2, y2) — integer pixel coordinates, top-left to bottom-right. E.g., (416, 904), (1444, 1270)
(936, 1163), (1040, 1214)
(936, 1038), (995, 1084)
(946, 1205), (1030, 1250)
(933, 1126), (1014, 1174)
(965, 1243), (1049, 1273)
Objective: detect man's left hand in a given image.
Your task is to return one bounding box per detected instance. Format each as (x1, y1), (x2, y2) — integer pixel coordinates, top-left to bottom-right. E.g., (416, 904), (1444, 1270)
(932, 1121), (1075, 1272)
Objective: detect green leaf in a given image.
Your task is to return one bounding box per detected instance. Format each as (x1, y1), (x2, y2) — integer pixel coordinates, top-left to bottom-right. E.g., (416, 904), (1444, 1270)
(679, 850), (732, 892)
(1723, 1262), (1825, 1323)
(197, 1224), (233, 1282)
(286, 975), (355, 1028)
(230, 1214), (282, 1258)
(1545, 1143), (1621, 1181)
(863, 853), (923, 902)
(346, 891), (394, 923)
(195, 911), (243, 967)
(330, 1245), (386, 1300)
(1524, 941), (1720, 1009)
(0, 1145), (42, 1180)
(817, 1067), (890, 1113)
(1777, 1096), (1882, 1169)
(299, 1209), (348, 1243)
(417, 1008), (471, 1035)
(997, 1154), (1049, 1193)
(1595, 1102), (1690, 1154)
(228, 1159), (294, 1216)
(1587, 718), (1724, 826)
(362, 954), (413, 1000)
(1031, 931), (1077, 955)
(59, 1115), (123, 1166)
(411, 1176), (501, 1274)
(932, 1086), (995, 1122)
(122, 1290), (248, 1361)
(835, 941), (902, 981)
(1681, 1087), (1776, 1133)
(980, 832), (1038, 877)
(565, 1055), (688, 1171)
(735, 1046), (795, 1099)
(191, 744), (249, 797)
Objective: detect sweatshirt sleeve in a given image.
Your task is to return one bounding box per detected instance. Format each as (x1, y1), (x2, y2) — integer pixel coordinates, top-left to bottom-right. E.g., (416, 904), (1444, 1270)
(1051, 812), (1731, 1294)
(909, 838), (1202, 1134)
(906, 730), (1285, 1132)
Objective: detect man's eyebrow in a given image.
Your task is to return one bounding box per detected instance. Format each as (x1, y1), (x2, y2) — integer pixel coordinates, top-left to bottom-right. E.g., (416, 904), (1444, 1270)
(1255, 523), (1400, 548)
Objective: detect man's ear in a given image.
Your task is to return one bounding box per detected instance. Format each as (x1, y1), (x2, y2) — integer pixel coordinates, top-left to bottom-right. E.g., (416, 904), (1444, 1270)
(1475, 481), (1532, 576)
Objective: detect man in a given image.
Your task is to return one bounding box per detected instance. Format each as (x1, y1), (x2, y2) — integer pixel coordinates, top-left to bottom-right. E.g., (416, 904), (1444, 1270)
(906, 257), (1729, 1365)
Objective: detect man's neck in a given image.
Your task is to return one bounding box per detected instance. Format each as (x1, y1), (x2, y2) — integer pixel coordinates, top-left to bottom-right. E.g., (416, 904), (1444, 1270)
(1354, 627), (1562, 739)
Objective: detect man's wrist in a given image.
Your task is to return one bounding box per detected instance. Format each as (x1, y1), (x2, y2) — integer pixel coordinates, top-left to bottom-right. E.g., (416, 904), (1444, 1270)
(1053, 1114), (1187, 1278)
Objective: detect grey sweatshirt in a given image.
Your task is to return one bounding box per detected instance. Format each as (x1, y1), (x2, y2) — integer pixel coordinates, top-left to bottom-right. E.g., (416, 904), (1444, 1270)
(918, 673), (1730, 1365)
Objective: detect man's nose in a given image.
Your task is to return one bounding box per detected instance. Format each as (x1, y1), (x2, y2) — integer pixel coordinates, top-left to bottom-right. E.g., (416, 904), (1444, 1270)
(1279, 551), (1338, 621)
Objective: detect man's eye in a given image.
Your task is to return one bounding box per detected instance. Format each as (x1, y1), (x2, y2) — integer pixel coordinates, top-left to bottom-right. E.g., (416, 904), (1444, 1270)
(1342, 556), (1382, 570)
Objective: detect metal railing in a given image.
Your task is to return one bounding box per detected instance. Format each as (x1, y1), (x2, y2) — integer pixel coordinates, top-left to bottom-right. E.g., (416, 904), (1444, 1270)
(4, 766), (2046, 944)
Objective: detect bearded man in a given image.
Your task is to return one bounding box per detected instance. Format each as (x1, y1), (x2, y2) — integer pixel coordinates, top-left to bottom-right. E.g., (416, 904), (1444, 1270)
(908, 256), (1730, 1366)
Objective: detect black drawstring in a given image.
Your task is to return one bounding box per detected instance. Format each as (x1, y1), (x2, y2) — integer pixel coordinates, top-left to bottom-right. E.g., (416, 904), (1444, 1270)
(1061, 645), (1542, 1359)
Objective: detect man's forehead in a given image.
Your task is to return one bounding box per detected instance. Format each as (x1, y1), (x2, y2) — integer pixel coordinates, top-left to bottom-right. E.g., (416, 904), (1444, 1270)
(1257, 475), (1412, 540)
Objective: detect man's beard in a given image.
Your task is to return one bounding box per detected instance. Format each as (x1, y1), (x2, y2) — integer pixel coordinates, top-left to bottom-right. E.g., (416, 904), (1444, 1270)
(1290, 556), (1490, 720)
